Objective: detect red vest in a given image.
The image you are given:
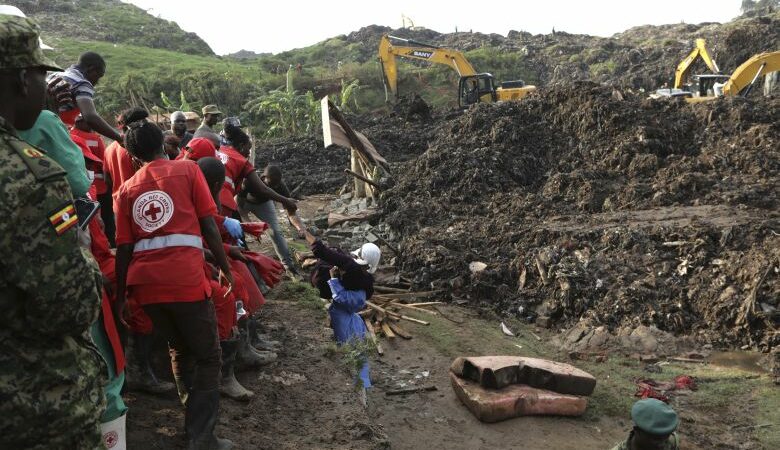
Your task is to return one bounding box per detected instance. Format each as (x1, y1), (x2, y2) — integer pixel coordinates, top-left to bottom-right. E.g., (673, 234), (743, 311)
(105, 141), (137, 196)
(114, 159), (217, 305)
(71, 128), (108, 194)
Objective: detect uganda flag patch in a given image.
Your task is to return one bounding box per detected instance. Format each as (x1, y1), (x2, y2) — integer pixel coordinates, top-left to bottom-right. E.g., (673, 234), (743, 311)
(48, 202), (78, 235)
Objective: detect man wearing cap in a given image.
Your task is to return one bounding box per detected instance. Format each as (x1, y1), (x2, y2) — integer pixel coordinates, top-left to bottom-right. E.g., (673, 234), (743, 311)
(611, 399), (680, 450)
(171, 110), (193, 150)
(0, 14), (106, 449)
(194, 104), (222, 147)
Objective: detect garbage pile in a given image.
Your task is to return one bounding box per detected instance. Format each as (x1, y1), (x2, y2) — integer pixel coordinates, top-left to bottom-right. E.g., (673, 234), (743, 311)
(384, 82), (779, 350)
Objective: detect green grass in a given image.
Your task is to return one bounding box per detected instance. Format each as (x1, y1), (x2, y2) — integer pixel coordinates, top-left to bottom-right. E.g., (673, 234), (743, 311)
(267, 281), (325, 312)
(755, 384), (780, 448)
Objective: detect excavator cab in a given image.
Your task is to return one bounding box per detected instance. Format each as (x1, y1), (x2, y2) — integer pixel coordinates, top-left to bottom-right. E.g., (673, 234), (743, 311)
(691, 74), (731, 97)
(458, 74), (497, 107)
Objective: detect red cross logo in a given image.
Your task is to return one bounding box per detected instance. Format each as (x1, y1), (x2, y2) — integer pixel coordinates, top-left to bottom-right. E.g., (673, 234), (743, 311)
(144, 201), (163, 222)
(133, 190), (174, 232)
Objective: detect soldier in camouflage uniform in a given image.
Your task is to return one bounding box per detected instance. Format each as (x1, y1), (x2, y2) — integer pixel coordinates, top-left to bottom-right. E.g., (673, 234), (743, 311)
(0, 15), (106, 449)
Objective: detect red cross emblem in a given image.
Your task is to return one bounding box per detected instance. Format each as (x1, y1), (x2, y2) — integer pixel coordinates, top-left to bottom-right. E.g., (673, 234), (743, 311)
(143, 201), (163, 222)
(133, 190), (174, 232)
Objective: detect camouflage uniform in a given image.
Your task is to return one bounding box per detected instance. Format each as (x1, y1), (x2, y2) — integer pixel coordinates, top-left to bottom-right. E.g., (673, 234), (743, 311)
(610, 432), (680, 450)
(0, 15), (106, 450)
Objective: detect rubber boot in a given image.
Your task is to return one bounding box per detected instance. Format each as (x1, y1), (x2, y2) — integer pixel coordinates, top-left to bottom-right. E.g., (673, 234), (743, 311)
(219, 339), (254, 401)
(126, 333), (176, 395)
(248, 317), (281, 351)
(185, 389), (233, 450)
(100, 413), (127, 450)
(236, 324), (277, 369)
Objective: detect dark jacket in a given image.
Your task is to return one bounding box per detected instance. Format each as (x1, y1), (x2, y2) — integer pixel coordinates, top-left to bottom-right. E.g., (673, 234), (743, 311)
(309, 239), (374, 300)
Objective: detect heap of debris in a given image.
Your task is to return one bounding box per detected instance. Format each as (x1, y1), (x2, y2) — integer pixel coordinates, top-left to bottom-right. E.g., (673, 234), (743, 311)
(384, 82), (779, 350)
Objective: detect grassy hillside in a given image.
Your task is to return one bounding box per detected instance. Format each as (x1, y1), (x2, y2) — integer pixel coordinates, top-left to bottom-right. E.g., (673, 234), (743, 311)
(21, 1), (779, 135)
(8, 0), (213, 55)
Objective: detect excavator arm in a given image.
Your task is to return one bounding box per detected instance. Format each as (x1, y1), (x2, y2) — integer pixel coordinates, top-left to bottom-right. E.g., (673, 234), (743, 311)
(722, 51), (780, 96)
(674, 38), (720, 89)
(378, 34), (477, 99)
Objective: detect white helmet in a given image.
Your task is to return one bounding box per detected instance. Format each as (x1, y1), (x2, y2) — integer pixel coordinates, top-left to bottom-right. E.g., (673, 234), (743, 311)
(352, 243), (381, 274)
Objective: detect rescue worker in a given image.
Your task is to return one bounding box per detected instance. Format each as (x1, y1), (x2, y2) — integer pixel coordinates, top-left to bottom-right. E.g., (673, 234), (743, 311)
(0, 14), (106, 448)
(193, 104), (222, 147)
(171, 110), (193, 150)
(610, 398), (680, 450)
(113, 117), (234, 450)
(178, 132), (277, 367)
(50, 51), (123, 142)
(71, 113), (112, 231)
(197, 157), (261, 401)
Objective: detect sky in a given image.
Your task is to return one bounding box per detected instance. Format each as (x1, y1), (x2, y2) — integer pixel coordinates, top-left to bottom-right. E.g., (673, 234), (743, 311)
(124, 0), (743, 55)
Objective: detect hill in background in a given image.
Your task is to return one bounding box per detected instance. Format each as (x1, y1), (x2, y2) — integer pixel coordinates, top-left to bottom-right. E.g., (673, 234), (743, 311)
(7, 0), (213, 55)
(8, 0), (779, 134)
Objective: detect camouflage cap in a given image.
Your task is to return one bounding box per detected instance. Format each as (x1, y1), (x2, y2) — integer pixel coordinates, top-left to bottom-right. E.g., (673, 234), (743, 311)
(0, 15), (61, 71)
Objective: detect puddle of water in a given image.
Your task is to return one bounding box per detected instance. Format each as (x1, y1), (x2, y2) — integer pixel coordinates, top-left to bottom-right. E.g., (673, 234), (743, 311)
(707, 351), (768, 374)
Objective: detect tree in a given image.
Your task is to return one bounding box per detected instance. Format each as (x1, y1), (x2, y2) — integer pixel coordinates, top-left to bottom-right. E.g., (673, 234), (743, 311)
(244, 67), (320, 137)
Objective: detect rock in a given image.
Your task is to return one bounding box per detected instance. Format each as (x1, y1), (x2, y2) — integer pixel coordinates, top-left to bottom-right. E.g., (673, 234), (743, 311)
(450, 355), (597, 396)
(450, 373), (588, 423)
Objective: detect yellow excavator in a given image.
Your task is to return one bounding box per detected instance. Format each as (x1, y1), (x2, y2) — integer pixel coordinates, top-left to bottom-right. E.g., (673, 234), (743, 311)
(656, 49), (779, 102)
(378, 34), (536, 107)
(674, 38), (721, 89)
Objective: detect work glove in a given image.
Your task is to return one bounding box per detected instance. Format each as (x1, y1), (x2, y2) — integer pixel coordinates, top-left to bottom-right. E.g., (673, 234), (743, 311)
(223, 217), (243, 240)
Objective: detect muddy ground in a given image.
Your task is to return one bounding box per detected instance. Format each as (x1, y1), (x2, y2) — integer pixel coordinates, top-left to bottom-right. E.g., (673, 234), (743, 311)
(126, 197), (779, 450)
(125, 281), (780, 450)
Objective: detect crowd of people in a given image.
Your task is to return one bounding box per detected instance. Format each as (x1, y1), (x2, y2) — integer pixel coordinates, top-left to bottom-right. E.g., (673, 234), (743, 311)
(0, 8), (688, 450)
(0, 10), (384, 450)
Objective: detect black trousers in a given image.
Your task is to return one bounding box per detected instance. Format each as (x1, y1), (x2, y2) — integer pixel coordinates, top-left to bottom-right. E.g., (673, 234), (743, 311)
(143, 300), (222, 393)
(97, 192), (115, 248)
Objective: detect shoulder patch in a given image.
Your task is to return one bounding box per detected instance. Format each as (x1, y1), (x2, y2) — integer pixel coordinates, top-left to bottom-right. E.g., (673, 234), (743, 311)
(6, 137), (66, 181)
(48, 201), (78, 235)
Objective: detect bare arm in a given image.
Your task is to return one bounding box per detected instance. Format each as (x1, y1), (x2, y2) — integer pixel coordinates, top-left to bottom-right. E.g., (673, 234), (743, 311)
(76, 97), (123, 142)
(200, 216), (233, 285)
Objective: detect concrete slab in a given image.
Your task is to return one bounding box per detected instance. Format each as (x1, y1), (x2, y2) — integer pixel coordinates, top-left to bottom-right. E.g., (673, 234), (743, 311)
(450, 372), (588, 423)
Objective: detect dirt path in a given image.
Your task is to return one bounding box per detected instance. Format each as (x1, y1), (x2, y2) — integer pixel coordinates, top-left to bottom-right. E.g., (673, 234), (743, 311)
(126, 197), (779, 449)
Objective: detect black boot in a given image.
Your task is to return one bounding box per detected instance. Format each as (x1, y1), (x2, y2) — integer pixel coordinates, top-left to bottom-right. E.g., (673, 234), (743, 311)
(248, 317), (281, 351)
(219, 339), (254, 401)
(185, 389), (233, 450)
(126, 333), (176, 395)
(236, 320), (277, 369)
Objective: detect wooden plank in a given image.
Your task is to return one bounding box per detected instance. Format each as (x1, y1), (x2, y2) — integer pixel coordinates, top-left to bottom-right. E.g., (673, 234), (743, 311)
(374, 285), (411, 294)
(387, 322), (412, 339)
(363, 318), (383, 355)
(385, 385), (437, 396)
(345, 169), (382, 190)
(405, 302), (445, 307)
(380, 322), (396, 339)
(389, 303), (439, 316)
(400, 315), (429, 325)
(377, 290), (443, 300)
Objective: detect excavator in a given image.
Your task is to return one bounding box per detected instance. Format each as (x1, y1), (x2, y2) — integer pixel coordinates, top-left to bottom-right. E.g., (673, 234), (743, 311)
(673, 38), (721, 89)
(655, 47), (779, 102)
(378, 34), (536, 107)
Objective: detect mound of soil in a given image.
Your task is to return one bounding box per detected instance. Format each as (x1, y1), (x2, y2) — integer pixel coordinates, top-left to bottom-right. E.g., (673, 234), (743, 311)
(256, 136), (350, 196)
(384, 82), (779, 350)
(256, 104), (443, 196)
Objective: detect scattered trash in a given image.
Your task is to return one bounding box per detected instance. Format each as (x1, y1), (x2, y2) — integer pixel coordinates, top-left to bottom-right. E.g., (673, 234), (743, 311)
(635, 374), (697, 402)
(500, 322), (515, 337)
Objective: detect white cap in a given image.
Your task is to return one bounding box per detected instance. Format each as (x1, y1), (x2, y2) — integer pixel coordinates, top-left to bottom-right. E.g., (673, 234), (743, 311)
(0, 5), (54, 50)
